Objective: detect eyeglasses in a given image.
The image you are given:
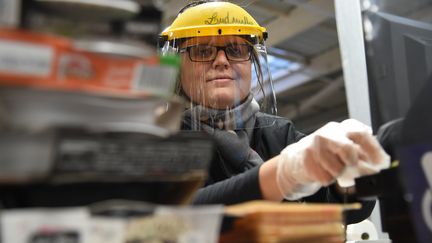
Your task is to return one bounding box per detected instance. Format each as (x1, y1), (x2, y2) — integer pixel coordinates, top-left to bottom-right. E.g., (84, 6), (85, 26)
(179, 44), (252, 62)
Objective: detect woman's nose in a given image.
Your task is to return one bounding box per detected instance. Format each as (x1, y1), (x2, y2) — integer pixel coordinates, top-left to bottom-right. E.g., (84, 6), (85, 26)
(212, 49), (230, 68)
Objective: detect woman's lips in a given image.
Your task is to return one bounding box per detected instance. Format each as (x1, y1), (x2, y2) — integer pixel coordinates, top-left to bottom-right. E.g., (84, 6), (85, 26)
(208, 78), (233, 86)
(207, 76), (233, 83)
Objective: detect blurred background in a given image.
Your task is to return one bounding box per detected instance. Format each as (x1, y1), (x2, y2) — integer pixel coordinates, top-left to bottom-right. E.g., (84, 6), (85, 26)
(3, 0), (431, 133)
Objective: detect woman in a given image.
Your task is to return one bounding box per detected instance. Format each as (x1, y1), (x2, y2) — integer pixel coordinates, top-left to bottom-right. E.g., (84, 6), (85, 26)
(159, 0), (389, 223)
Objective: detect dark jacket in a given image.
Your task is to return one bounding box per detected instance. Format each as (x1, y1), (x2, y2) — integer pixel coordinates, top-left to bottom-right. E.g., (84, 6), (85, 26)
(186, 112), (375, 224)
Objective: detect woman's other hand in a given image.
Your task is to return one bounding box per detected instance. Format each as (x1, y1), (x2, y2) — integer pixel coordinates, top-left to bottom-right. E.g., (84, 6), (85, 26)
(273, 119), (390, 200)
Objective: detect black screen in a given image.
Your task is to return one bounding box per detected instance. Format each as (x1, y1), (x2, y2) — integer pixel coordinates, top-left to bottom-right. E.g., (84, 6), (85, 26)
(363, 9), (432, 132)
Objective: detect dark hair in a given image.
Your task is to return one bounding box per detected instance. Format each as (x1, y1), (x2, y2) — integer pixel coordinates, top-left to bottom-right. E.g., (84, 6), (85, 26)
(250, 47), (267, 102)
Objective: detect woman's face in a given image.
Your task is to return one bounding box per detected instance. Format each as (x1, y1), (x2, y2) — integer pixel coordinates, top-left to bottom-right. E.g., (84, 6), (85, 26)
(180, 36), (252, 109)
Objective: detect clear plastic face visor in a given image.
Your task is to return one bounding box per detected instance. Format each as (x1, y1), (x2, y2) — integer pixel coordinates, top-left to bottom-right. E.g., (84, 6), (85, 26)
(160, 35), (277, 130)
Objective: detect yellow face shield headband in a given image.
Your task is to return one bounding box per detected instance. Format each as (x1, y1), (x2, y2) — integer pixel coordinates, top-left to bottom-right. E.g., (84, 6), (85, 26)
(160, 2), (267, 42)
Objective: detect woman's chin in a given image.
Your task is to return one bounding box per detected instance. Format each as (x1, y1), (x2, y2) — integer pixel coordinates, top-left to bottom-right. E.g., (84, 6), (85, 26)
(195, 89), (247, 109)
(207, 97), (240, 109)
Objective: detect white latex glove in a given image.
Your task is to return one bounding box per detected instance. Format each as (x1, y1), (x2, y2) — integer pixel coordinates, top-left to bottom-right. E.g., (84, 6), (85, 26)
(336, 119), (391, 187)
(276, 119), (390, 200)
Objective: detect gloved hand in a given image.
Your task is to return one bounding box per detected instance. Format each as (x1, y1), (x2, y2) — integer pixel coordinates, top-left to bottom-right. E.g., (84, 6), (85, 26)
(276, 119), (390, 200)
(336, 119), (391, 187)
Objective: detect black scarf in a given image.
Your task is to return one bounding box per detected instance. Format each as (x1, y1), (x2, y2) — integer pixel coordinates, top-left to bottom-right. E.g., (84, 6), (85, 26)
(182, 95), (264, 175)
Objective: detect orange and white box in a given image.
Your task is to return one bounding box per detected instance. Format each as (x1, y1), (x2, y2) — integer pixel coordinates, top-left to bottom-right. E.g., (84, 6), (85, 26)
(0, 28), (173, 96)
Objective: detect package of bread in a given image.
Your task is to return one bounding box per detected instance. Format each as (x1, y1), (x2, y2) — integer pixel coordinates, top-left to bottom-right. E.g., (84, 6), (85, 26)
(220, 200), (361, 243)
